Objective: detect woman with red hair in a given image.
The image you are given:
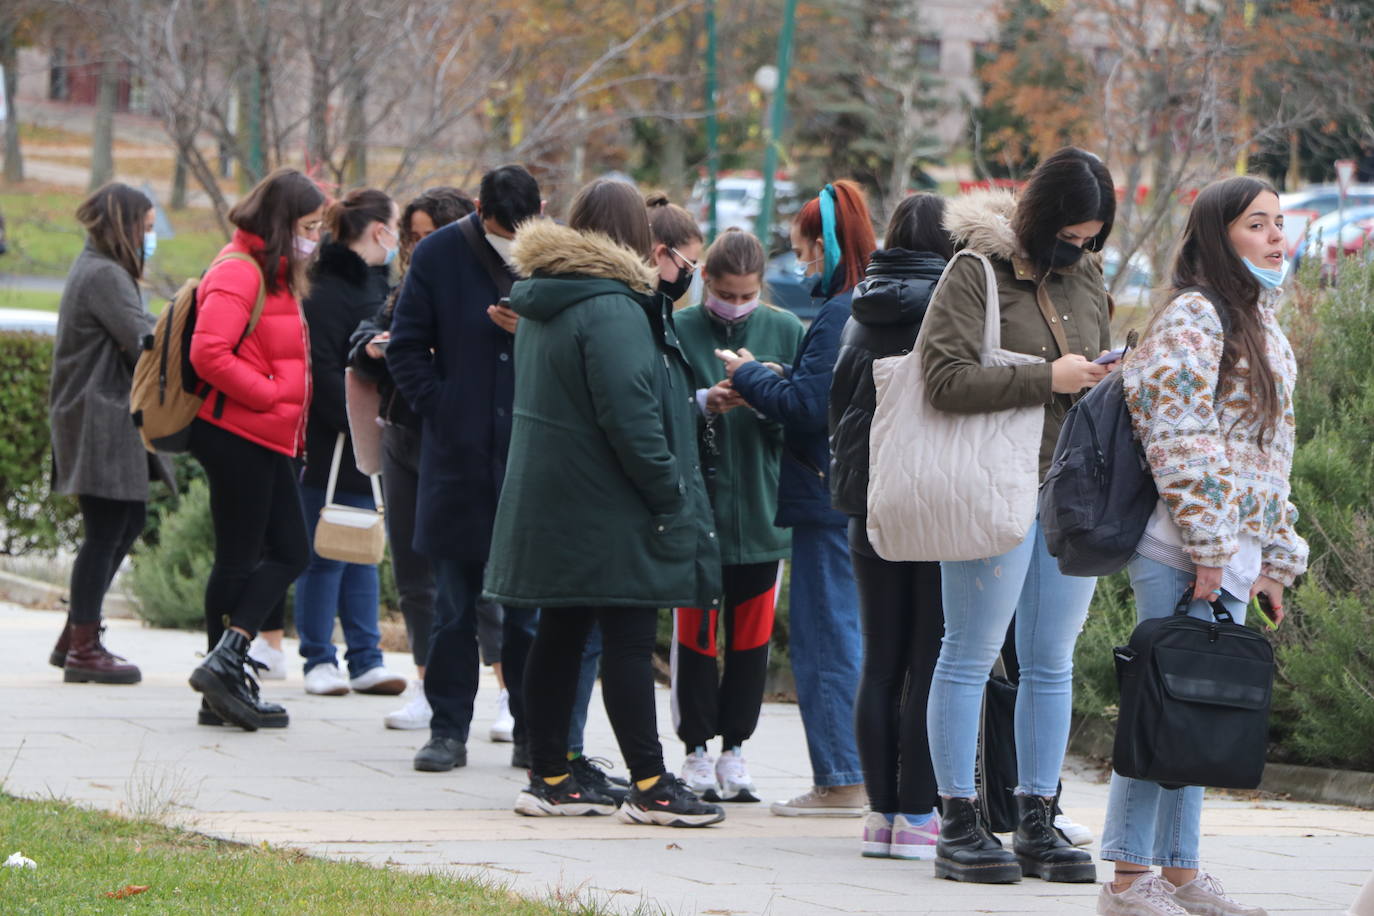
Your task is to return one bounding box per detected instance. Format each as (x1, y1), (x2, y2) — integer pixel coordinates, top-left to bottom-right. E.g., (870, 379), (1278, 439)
(716, 180), (875, 816)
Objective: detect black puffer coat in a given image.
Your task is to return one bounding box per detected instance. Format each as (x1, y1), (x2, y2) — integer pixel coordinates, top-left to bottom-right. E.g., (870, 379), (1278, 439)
(828, 247), (947, 517)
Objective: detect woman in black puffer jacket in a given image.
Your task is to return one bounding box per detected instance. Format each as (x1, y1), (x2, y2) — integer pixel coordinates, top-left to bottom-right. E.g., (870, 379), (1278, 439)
(828, 192), (952, 859)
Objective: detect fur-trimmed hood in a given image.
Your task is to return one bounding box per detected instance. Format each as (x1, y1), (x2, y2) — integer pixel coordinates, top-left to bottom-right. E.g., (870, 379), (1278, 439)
(511, 219), (659, 292)
(943, 189), (1020, 262)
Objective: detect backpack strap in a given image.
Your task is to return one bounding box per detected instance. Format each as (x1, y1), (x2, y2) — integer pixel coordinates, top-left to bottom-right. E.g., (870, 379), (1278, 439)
(212, 251), (269, 352)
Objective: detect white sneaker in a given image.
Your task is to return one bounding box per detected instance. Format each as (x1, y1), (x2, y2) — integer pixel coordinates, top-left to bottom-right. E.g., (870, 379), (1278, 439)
(1097, 874), (1188, 916)
(489, 688), (514, 742)
(304, 663), (350, 696)
(384, 680), (431, 730)
(247, 639), (287, 680)
(1172, 872), (1268, 916)
(349, 665), (407, 695)
(1056, 812), (1096, 847)
(681, 747), (718, 796)
(713, 748), (759, 802)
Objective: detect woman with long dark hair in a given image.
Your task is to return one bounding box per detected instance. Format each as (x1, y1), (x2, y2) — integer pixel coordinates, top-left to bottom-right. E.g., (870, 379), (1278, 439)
(920, 148), (1113, 884)
(830, 192), (952, 858)
(1098, 176), (1306, 916)
(187, 167), (326, 731)
(716, 179), (874, 816)
(48, 183), (174, 684)
(485, 178), (724, 827)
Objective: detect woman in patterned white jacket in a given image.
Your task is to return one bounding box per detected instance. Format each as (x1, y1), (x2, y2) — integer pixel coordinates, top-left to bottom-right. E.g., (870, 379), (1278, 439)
(1099, 176), (1308, 916)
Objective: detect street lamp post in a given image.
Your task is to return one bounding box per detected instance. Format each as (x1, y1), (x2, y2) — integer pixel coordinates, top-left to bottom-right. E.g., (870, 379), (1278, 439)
(705, 0), (719, 242)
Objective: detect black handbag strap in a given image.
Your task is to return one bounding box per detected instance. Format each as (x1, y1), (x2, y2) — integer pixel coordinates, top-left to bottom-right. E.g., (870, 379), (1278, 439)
(1173, 586), (1235, 624)
(457, 213), (515, 301)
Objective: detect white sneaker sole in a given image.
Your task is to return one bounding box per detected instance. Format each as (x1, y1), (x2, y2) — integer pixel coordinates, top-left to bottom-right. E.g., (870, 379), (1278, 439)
(770, 803), (865, 817)
(383, 714), (430, 730)
(861, 841), (892, 857)
(513, 791), (615, 817)
(489, 725), (514, 743)
(711, 783), (760, 803)
(890, 843), (938, 860)
(351, 677), (407, 695)
(616, 803), (725, 828)
(305, 683), (350, 696)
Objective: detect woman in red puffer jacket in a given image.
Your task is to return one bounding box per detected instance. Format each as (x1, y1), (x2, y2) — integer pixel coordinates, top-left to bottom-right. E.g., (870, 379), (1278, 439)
(187, 168), (326, 732)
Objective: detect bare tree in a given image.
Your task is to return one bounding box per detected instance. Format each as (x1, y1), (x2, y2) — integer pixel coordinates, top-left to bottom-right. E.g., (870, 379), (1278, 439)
(0, 4), (31, 184)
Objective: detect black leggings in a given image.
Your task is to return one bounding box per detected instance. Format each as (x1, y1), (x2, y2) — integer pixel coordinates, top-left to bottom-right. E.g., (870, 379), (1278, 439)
(524, 606), (664, 783)
(850, 517), (944, 814)
(190, 419), (310, 646)
(69, 495), (147, 624)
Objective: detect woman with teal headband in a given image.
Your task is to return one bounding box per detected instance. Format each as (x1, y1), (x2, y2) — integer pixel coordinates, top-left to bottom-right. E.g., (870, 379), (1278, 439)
(716, 179), (876, 816)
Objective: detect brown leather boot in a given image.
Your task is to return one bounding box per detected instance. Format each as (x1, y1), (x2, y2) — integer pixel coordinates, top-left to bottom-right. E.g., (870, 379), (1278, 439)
(49, 619), (74, 668)
(63, 622), (141, 684)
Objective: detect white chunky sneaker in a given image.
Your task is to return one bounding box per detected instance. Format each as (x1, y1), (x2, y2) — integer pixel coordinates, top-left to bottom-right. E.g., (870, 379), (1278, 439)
(1097, 874), (1189, 916)
(247, 639), (287, 680)
(303, 662), (351, 696)
(1172, 872), (1268, 916)
(1056, 812), (1096, 847)
(350, 665), (407, 695)
(713, 748), (759, 802)
(489, 688), (514, 742)
(680, 747), (718, 796)
(383, 680), (431, 730)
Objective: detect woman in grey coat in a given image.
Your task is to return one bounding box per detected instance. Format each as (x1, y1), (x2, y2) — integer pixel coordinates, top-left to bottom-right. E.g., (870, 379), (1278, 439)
(48, 183), (173, 684)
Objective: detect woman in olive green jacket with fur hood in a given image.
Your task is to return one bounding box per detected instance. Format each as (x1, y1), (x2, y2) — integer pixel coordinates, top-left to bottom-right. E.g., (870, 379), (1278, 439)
(485, 180), (725, 828)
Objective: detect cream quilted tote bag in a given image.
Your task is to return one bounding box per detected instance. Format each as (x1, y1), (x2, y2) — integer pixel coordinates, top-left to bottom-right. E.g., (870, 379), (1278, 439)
(866, 250), (1045, 562)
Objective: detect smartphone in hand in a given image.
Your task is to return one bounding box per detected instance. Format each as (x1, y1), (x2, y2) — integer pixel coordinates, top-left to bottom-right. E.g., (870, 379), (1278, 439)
(1094, 347), (1127, 365)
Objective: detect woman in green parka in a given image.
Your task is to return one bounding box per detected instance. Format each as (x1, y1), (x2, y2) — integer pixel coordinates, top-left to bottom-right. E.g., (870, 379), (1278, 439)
(485, 179), (724, 828)
(668, 228), (804, 804)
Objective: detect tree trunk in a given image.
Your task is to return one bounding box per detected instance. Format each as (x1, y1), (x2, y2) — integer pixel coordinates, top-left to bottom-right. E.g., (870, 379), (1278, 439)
(88, 55), (119, 190)
(170, 148), (188, 210)
(660, 118), (687, 200)
(1, 21), (24, 184)
(342, 67), (367, 186)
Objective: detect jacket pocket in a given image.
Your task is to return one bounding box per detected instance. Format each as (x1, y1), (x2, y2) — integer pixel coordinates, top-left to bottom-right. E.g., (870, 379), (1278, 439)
(645, 509), (693, 561)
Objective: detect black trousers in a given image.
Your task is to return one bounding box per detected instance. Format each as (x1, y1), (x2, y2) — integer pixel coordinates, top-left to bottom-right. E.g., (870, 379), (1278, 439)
(190, 419), (310, 646)
(671, 561), (779, 751)
(524, 607), (664, 783)
(850, 517), (944, 814)
(69, 495), (147, 624)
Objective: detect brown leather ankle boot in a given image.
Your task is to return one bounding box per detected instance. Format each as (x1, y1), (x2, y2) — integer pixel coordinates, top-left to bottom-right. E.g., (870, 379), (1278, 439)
(49, 619), (74, 668)
(63, 622), (141, 684)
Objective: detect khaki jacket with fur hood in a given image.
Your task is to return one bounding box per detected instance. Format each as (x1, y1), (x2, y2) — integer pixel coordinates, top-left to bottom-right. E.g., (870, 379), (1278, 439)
(482, 220), (723, 611)
(920, 190), (1113, 479)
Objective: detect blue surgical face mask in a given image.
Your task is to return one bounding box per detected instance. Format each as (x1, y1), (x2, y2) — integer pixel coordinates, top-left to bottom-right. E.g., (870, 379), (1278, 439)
(143, 230), (157, 261)
(379, 225), (398, 267)
(1242, 256), (1288, 290)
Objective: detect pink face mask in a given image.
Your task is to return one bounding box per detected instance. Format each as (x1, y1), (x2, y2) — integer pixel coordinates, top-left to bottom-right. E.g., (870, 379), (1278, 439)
(705, 294), (760, 323)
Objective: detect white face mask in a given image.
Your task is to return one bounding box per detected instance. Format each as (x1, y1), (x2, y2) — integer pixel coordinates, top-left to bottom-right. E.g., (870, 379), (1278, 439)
(294, 235), (317, 257)
(486, 231), (514, 265)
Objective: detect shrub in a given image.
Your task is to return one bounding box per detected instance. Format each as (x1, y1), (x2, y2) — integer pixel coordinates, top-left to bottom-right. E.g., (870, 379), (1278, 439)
(1072, 572), (1136, 720)
(0, 332), (80, 555)
(127, 478), (215, 629)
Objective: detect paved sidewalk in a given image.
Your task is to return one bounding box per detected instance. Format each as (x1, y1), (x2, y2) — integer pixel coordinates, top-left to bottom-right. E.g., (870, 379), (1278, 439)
(1, 601), (1369, 914)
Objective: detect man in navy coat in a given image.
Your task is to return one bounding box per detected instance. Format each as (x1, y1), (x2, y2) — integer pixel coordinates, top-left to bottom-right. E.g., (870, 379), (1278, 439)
(388, 166), (541, 771)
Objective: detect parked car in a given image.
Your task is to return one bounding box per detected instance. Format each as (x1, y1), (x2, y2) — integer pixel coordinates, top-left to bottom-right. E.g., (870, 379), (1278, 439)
(764, 252), (817, 322)
(688, 174), (798, 253)
(1292, 204), (1374, 274)
(0, 308), (59, 334)
(1280, 184), (1374, 257)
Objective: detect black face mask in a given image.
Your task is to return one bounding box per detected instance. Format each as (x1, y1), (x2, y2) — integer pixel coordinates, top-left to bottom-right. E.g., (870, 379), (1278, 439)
(1040, 237), (1087, 270)
(658, 263), (693, 302)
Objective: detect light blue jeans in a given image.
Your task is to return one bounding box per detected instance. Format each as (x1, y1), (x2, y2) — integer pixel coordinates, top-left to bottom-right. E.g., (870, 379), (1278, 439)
(927, 520), (1098, 798)
(1099, 554), (1248, 868)
(789, 524), (865, 787)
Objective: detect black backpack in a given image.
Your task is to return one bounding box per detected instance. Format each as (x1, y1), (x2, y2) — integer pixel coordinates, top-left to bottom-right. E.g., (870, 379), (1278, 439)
(1112, 587), (1274, 790)
(1040, 291), (1229, 577)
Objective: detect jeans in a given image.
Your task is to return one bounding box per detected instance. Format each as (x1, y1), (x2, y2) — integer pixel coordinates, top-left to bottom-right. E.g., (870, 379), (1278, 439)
(381, 424), (434, 667)
(1099, 554), (1247, 868)
(789, 524), (864, 787)
(69, 495), (146, 624)
(190, 419), (310, 646)
(927, 520), (1097, 798)
(524, 607), (664, 783)
(424, 555), (482, 743)
(294, 485), (383, 677)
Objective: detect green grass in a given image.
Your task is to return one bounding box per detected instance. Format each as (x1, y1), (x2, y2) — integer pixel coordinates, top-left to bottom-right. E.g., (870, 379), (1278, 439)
(0, 288), (62, 312)
(0, 185), (228, 297)
(0, 791), (627, 916)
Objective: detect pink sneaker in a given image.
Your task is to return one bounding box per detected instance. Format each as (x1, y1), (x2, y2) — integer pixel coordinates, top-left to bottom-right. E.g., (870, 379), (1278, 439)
(861, 812), (893, 857)
(891, 810), (940, 860)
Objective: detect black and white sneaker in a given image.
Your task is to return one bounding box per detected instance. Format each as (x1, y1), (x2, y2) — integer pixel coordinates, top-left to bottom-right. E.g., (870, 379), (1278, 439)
(514, 773), (617, 817)
(569, 755), (630, 805)
(616, 773), (726, 827)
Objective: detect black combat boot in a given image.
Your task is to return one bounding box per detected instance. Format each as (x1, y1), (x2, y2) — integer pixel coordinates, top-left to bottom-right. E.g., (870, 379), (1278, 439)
(1012, 793), (1097, 883)
(933, 796), (1022, 884)
(189, 629), (263, 731)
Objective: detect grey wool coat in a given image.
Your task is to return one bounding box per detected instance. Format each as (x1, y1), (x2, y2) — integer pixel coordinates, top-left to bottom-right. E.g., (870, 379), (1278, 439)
(50, 242), (174, 501)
